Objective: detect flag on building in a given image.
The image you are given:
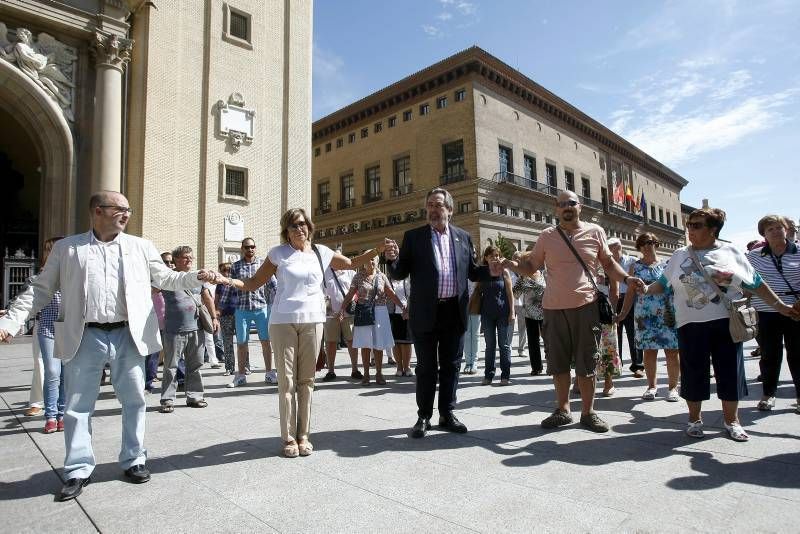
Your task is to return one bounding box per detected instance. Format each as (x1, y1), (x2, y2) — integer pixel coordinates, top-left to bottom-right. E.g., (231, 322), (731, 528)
(640, 190), (647, 217)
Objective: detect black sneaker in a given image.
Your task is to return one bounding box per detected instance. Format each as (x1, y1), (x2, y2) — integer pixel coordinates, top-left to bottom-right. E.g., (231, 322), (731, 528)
(579, 412), (610, 433)
(322, 371), (337, 382)
(351, 370), (364, 379)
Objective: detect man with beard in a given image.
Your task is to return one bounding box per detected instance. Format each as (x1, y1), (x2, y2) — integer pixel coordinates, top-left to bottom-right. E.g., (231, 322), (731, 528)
(504, 190), (643, 432)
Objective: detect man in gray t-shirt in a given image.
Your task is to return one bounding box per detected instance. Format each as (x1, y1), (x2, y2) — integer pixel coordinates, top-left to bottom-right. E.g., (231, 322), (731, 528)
(160, 246), (219, 411)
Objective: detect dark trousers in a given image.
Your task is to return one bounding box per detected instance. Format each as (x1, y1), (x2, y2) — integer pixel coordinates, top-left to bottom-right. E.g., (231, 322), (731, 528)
(412, 299), (464, 420)
(616, 295), (643, 371)
(757, 311), (800, 398)
(525, 318), (543, 373)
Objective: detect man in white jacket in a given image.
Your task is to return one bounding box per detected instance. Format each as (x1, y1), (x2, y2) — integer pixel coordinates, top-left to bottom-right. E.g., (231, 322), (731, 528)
(0, 191), (222, 501)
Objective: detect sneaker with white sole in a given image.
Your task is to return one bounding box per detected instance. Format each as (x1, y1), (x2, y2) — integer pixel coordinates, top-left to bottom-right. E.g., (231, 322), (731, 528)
(265, 370), (278, 384)
(227, 374), (247, 388)
(757, 397), (775, 411)
(642, 387), (658, 400)
(665, 388), (680, 402)
(723, 421), (749, 442)
(686, 420), (704, 438)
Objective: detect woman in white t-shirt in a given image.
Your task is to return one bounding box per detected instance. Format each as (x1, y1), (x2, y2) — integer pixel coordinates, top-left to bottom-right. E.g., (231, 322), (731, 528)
(229, 208), (384, 458)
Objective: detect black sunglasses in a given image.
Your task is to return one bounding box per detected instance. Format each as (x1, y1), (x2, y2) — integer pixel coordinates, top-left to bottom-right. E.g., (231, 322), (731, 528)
(557, 200), (579, 208)
(640, 240), (660, 247)
(243, 245), (256, 250)
(686, 221), (707, 230)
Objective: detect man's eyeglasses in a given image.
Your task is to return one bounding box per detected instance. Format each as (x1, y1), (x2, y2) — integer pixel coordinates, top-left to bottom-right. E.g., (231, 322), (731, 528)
(176, 256), (193, 261)
(99, 205), (133, 215)
(557, 200), (579, 208)
(290, 221), (307, 230)
(242, 245), (256, 250)
(426, 202), (447, 209)
(686, 221), (707, 230)
(641, 240), (660, 247)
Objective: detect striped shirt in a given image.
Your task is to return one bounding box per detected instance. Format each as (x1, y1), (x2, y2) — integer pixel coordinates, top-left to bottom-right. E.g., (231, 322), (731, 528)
(218, 257), (269, 311)
(431, 225), (457, 298)
(747, 240), (800, 312)
(36, 291), (62, 339)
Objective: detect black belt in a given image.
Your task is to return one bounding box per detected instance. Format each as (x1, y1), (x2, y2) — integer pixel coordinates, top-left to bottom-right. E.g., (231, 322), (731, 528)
(437, 297), (458, 304)
(86, 321), (128, 331)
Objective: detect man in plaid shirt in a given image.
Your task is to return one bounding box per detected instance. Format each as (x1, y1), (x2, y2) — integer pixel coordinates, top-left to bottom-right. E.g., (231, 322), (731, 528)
(219, 237), (277, 387)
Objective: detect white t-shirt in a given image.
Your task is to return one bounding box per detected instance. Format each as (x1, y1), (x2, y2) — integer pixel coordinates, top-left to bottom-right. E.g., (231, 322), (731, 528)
(659, 243), (762, 328)
(267, 243), (335, 324)
(324, 268), (355, 316)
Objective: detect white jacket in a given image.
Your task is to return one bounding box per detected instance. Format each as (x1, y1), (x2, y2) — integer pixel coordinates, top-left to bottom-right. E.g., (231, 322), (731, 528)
(0, 231), (204, 361)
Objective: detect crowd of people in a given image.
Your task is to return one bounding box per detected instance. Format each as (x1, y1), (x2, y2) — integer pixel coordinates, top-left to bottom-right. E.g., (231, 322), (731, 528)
(1, 187), (798, 502)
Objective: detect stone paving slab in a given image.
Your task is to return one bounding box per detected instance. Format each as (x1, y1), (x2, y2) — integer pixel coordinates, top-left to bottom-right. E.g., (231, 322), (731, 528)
(0, 334), (798, 533)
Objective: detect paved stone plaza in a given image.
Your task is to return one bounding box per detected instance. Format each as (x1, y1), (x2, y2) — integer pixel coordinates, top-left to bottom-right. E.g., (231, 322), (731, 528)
(1, 334), (798, 533)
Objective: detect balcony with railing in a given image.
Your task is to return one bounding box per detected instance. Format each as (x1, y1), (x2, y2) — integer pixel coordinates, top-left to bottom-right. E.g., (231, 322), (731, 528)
(647, 218), (684, 235)
(362, 191), (383, 204)
(609, 205), (643, 223)
(440, 172), (466, 185)
(577, 195), (604, 211)
(492, 171), (559, 197)
(390, 182), (413, 197)
(337, 198), (356, 210)
(314, 202), (331, 216)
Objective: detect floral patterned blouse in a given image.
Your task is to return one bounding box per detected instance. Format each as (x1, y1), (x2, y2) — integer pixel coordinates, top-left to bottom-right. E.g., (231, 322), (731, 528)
(349, 271), (390, 306)
(513, 273), (546, 321)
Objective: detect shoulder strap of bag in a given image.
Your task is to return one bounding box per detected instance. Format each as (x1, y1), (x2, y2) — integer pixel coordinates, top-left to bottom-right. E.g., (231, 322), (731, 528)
(556, 226), (601, 294)
(311, 244), (326, 290)
(330, 267), (347, 297)
(767, 250), (798, 295)
(184, 289), (205, 316)
(368, 273), (380, 304)
(687, 247), (733, 307)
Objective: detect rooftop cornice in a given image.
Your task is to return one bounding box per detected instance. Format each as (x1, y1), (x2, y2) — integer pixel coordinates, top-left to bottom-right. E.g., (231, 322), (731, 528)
(312, 46), (688, 189)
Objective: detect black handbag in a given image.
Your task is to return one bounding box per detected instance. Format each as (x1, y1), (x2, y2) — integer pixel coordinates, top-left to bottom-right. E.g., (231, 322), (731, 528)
(353, 275), (380, 327)
(556, 227), (614, 325)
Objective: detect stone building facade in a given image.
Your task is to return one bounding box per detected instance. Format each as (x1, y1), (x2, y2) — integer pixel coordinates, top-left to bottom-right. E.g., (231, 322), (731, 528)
(311, 47), (687, 257)
(0, 0), (312, 301)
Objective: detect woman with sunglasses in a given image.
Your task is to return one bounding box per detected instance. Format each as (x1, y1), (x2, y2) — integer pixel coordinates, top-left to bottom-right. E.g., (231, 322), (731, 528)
(618, 233), (680, 402)
(641, 208), (798, 441)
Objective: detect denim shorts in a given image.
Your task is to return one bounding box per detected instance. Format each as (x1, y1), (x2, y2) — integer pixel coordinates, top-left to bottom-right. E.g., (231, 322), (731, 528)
(234, 307), (270, 344)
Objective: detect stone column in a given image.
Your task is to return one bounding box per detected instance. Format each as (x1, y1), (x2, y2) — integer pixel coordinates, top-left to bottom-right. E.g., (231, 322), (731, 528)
(90, 32), (133, 193)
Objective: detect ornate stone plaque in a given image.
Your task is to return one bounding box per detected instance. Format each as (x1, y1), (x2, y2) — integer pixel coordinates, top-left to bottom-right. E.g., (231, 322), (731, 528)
(224, 210), (244, 242)
(217, 93), (254, 151)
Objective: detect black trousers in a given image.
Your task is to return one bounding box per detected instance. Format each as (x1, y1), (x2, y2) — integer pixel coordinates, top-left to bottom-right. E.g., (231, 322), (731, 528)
(616, 294), (643, 371)
(525, 317), (543, 373)
(757, 311), (800, 398)
(412, 299), (464, 420)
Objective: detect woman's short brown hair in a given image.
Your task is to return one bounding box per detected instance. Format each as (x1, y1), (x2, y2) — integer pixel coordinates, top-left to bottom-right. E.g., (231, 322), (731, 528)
(482, 245), (500, 264)
(279, 208), (315, 244)
(218, 262), (232, 272)
(757, 214), (788, 237)
(635, 232), (660, 251)
(689, 207), (726, 237)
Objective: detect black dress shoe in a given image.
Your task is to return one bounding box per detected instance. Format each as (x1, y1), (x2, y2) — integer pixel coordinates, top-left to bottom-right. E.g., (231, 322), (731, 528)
(410, 417), (431, 438)
(124, 464), (151, 484)
(438, 413), (468, 433)
(57, 476), (90, 501)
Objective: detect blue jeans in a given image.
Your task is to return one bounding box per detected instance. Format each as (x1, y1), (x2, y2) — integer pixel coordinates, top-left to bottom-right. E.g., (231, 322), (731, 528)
(145, 352), (159, 390)
(463, 314), (481, 367)
(62, 326), (147, 479)
(37, 325), (64, 421)
(483, 315), (511, 380)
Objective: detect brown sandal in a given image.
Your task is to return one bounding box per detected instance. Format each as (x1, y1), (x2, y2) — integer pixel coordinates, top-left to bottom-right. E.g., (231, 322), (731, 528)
(298, 440), (313, 456)
(283, 441), (299, 458)
(375, 374), (387, 386)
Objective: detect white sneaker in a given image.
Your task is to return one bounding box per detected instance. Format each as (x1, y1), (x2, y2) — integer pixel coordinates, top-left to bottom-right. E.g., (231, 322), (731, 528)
(265, 370), (278, 384)
(665, 388), (680, 402)
(227, 374), (247, 388)
(686, 420), (704, 438)
(642, 387), (658, 400)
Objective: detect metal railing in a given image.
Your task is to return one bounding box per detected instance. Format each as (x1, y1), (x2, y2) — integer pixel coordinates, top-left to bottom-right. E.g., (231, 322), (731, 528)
(440, 173), (466, 185)
(314, 203), (331, 216)
(492, 171), (559, 197)
(609, 205), (643, 223)
(337, 198), (356, 210)
(362, 191), (383, 204)
(390, 182), (413, 197)
(577, 195), (604, 210)
(647, 219), (684, 234)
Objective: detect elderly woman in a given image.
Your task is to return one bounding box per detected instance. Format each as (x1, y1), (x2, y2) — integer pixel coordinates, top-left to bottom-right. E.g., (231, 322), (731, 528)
(229, 208), (384, 457)
(642, 208), (798, 441)
(618, 232), (680, 402)
(746, 215), (800, 413)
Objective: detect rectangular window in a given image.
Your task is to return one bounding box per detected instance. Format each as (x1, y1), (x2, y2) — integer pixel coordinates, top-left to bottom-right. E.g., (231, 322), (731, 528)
(340, 174), (355, 208)
(545, 162), (557, 188)
(442, 140), (465, 178)
(523, 155), (536, 182)
(419, 103), (430, 116)
(388, 116), (397, 128)
(523, 209), (531, 220)
(673, 213), (679, 227)
(483, 200), (493, 212)
(546, 215), (553, 224)
(581, 176), (591, 199)
(535, 212), (543, 222)
(497, 204), (507, 215)
(510, 207), (519, 217)
(455, 88), (466, 101)
(565, 170), (575, 192)
(650, 205), (656, 220)
(318, 182), (330, 212)
(403, 110), (412, 121)
(365, 166), (381, 199)
(499, 145), (513, 174)
(374, 122), (382, 133)
(348, 133), (355, 144)
(225, 167), (246, 198)
(601, 187), (608, 211)
(229, 11), (248, 40)
(436, 96), (447, 109)
(325, 142), (331, 153)
(459, 201), (471, 213)
(314, 147), (320, 157)
(393, 156), (411, 193)
(336, 138), (343, 148)
(360, 128), (368, 139)
(659, 208), (664, 223)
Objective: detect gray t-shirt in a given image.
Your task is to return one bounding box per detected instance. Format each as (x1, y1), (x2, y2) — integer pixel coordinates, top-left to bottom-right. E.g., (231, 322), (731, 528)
(162, 287), (201, 334)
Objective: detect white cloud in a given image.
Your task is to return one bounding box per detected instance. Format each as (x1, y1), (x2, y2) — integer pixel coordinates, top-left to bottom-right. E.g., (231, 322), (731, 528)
(455, 1), (476, 15)
(423, 0), (478, 38)
(421, 24), (442, 37)
(436, 12), (453, 21)
(710, 69), (753, 100)
(312, 44), (358, 119)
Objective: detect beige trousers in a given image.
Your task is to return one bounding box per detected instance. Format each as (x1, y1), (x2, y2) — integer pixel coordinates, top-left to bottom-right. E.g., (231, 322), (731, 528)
(269, 322), (323, 443)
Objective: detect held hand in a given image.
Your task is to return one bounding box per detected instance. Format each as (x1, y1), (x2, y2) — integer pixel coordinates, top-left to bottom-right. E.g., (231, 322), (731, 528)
(0, 329), (13, 343)
(384, 238), (399, 260)
(402, 308), (409, 320)
(488, 259), (504, 277)
(374, 241), (387, 255)
(627, 277), (645, 293)
(212, 318), (220, 333)
(336, 310), (344, 322)
(508, 314), (515, 325)
(777, 302), (800, 321)
(0, 309), (7, 318)
(197, 270), (217, 283)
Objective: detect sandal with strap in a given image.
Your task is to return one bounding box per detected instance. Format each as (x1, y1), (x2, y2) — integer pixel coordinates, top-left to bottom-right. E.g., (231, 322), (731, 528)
(159, 403), (174, 414)
(283, 441), (299, 458)
(724, 421), (749, 442)
(757, 397), (775, 411)
(298, 440), (314, 456)
(187, 399), (208, 408)
(686, 420), (704, 438)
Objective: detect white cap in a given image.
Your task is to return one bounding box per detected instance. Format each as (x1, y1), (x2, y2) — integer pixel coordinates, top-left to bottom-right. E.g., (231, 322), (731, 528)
(607, 237), (622, 246)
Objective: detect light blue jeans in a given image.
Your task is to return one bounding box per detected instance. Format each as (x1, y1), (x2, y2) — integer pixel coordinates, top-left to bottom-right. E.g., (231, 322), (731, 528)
(483, 315), (511, 380)
(37, 324), (64, 421)
(62, 326), (147, 479)
(463, 314), (481, 368)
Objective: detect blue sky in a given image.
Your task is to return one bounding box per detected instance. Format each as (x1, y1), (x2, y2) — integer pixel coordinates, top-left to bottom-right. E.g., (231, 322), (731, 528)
(312, 0), (799, 249)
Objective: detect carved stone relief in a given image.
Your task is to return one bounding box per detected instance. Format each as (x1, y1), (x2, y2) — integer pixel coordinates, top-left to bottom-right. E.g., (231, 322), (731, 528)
(0, 23), (78, 122)
(216, 93), (255, 151)
(90, 31), (133, 70)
